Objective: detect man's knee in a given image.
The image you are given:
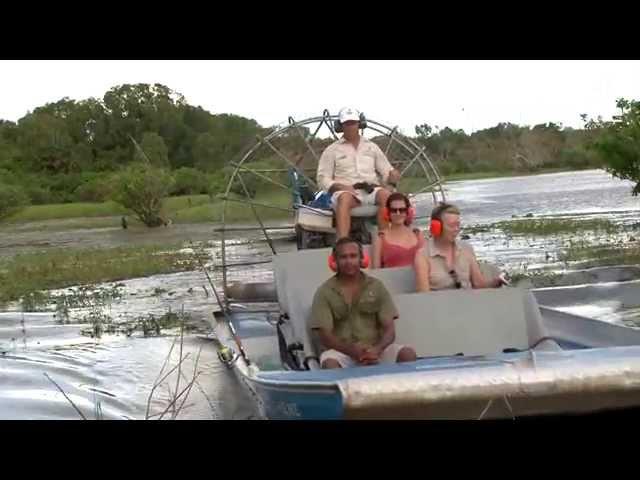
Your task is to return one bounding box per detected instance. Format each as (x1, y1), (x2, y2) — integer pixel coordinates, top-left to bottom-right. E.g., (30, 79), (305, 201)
(321, 359), (342, 369)
(336, 193), (357, 210)
(397, 346), (417, 363)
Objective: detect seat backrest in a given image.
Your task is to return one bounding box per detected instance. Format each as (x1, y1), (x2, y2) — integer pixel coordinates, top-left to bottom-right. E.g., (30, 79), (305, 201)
(392, 288), (546, 357)
(273, 247), (417, 357)
(367, 265), (417, 295)
(272, 247), (543, 360)
(273, 248), (334, 356)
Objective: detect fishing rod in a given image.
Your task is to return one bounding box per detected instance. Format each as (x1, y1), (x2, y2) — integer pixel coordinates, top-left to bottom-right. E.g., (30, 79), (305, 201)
(189, 240), (251, 366)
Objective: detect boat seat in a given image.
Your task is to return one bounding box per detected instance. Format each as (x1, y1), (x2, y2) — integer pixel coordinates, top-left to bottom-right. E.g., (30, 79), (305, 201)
(272, 247), (555, 367)
(350, 205), (378, 218)
(272, 247), (418, 366)
(392, 288), (553, 358)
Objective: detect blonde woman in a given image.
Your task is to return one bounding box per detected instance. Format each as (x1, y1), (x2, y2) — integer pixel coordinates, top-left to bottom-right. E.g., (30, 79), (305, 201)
(414, 203), (506, 291)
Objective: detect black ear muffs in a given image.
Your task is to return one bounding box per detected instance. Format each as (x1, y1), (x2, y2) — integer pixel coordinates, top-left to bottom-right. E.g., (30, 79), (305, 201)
(334, 113), (367, 133)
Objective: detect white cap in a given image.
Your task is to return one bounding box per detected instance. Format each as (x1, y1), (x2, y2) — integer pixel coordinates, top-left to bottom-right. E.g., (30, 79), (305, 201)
(338, 106), (360, 124)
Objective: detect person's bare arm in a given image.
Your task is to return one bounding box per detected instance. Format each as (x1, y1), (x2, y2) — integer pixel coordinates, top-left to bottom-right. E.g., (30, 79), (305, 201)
(468, 247), (503, 288)
(374, 315), (395, 353)
(373, 144), (400, 186)
(317, 147), (337, 192)
(387, 169), (401, 185)
(359, 314), (396, 365)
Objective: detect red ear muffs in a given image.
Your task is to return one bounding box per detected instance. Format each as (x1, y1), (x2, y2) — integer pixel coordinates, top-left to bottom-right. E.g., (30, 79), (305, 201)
(430, 219), (442, 237)
(328, 251), (370, 272)
(361, 251), (370, 269)
(328, 254), (337, 272)
(384, 206), (416, 225)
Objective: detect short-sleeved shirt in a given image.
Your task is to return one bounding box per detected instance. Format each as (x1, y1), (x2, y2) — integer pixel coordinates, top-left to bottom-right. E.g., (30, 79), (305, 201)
(316, 137), (394, 192)
(309, 273), (398, 347)
(422, 237), (477, 290)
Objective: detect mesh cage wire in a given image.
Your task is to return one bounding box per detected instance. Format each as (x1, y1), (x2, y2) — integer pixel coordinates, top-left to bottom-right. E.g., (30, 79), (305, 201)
(217, 113), (446, 296)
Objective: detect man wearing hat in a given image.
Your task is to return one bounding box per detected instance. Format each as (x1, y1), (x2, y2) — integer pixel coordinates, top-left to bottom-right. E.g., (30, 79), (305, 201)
(317, 107), (401, 239)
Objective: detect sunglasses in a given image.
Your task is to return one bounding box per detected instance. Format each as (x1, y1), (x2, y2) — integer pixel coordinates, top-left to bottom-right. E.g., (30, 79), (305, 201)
(449, 270), (462, 289)
(389, 207), (408, 214)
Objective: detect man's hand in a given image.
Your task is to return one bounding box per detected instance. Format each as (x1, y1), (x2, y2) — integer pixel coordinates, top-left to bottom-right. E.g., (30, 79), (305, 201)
(387, 169), (401, 186)
(348, 343), (369, 362)
(494, 273), (510, 288)
(358, 346), (382, 365)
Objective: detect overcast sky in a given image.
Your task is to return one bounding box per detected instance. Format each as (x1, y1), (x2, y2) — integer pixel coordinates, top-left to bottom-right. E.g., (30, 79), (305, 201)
(1, 60), (639, 135)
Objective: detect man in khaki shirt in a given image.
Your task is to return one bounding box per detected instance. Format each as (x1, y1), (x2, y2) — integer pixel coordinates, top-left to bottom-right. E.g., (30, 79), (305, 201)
(317, 107), (401, 239)
(309, 237), (417, 369)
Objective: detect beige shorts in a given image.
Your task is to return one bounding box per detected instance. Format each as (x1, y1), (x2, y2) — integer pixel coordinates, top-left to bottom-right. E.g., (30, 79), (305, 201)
(320, 343), (407, 368)
(330, 187), (382, 209)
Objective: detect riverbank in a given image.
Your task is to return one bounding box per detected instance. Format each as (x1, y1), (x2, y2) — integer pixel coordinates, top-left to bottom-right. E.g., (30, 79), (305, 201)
(1, 168), (587, 229)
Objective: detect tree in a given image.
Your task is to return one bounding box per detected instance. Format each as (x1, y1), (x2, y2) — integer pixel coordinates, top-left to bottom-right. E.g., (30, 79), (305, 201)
(112, 163), (174, 227)
(586, 98), (640, 195)
(171, 167), (209, 195)
(0, 182), (29, 219)
(193, 132), (222, 171)
(16, 112), (75, 173)
(415, 123), (433, 139)
(139, 132), (169, 167)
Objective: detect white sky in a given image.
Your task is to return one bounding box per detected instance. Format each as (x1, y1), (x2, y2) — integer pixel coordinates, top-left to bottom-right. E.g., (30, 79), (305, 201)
(1, 60), (639, 135)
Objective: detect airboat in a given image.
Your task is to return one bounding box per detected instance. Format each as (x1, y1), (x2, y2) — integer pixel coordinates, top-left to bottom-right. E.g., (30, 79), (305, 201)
(204, 110), (640, 419)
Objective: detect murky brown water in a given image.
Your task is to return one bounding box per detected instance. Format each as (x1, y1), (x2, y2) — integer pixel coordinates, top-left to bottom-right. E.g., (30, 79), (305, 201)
(1, 169), (639, 419)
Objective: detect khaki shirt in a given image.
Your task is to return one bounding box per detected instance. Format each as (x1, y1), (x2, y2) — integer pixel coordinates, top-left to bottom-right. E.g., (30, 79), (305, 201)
(316, 137), (394, 192)
(309, 273), (398, 347)
(423, 237), (477, 290)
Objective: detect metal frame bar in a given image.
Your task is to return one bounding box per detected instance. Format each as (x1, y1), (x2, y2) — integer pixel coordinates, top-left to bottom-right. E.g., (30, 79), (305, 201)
(230, 161), (291, 191)
(289, 116), (320, 162)
(212, 259), (273, 269)
(384, 126), (398, 157)
(400, 145), (428, 177)
(211, 225), (294, 233)
(261, 136), (318, 190)
(218, 112), (447, 301)
(237, 173), (277, 255)
(220, 195), (294, 213)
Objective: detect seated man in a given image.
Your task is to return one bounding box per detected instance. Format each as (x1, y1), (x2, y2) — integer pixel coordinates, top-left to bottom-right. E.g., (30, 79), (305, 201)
(309, 237), (417, 369)
(316, 107), (401, 239)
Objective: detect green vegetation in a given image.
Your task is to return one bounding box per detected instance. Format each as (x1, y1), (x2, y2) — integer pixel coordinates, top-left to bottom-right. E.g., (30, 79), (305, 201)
(585, 98), (640, 196)
(0, 183), (29, 219)
(3, 194), (211, 225)
(413, 122), (603, 177)
(559, 243), (640, 267)
(463, 217), (621, 236)
(5, 200), (127, 222)
(495, 218), (619, 236)
(0, 82), (613, 229)
(0, 244), (208, 306)
(112, 162), (174, 226)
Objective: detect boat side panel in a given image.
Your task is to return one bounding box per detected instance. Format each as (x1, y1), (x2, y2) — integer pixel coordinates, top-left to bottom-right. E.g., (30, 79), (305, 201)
(249, 380), (343, 420)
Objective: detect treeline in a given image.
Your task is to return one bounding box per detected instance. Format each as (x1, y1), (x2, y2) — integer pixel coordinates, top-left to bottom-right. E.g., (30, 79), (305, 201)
(0, 83), (267, 207)
(0, 82), (604, 212)
(413, 122), (602, 176)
